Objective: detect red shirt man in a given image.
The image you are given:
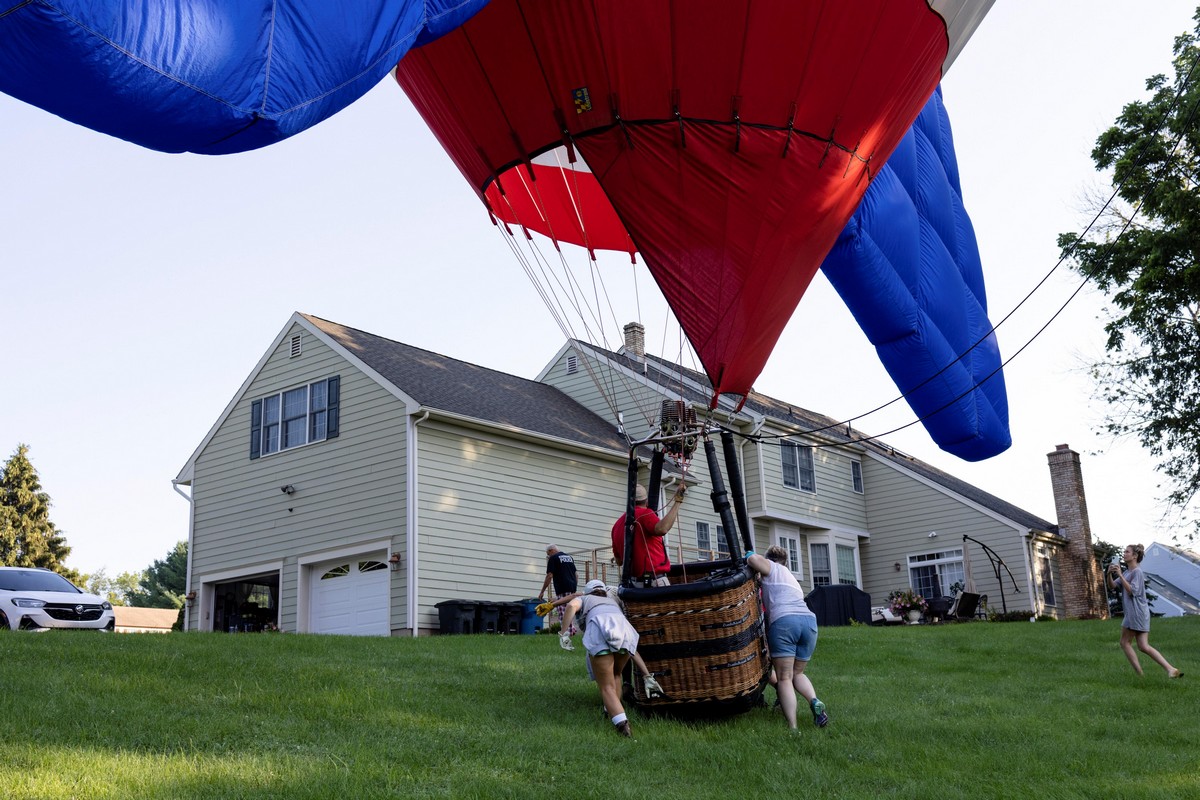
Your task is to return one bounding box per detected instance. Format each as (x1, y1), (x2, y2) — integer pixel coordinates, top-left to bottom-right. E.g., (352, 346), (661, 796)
(611, 483), (686, 586)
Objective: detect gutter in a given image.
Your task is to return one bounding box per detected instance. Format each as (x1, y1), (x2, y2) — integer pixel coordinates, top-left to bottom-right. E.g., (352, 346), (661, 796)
(172, 480), (194, 632)
(406, 410), (430, 637)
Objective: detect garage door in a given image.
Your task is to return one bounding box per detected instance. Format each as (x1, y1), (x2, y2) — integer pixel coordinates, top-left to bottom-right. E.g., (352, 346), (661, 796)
(309, 558), (390, 635)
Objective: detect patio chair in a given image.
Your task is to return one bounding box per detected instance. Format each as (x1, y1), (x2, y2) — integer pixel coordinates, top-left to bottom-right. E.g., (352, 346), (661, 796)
(873, 607), (905, 625)
(950, 591), (981, 621)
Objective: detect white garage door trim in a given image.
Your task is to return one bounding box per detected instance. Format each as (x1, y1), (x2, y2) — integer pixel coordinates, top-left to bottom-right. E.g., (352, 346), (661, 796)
(307, 554), (390, 636)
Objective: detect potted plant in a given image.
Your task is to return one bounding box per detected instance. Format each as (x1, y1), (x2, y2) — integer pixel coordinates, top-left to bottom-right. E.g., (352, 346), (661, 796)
(887, 588), (928, 624)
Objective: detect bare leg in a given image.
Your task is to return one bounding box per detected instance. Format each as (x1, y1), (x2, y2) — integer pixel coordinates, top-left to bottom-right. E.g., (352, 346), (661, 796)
(792, 659), (816, 704)
(592, 653), (625, 722)
(773, 656), (798, 729)
(1120, 628), (1143, 675)
(1134, 631), (1178, 675)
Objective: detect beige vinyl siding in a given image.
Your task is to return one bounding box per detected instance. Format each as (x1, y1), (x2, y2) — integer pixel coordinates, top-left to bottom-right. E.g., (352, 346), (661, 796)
(858, 456), (1031, 612)
(186, 323), (408, 632)
(753, 433), (868, 529)
(412, 420), (626, 631)
(540, 349), (667, 440)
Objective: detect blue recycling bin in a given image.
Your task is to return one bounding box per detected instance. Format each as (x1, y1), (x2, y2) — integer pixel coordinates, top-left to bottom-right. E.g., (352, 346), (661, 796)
(518, 598), (544, 635)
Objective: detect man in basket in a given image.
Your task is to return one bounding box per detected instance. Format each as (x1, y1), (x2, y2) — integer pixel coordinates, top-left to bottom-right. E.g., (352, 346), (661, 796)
(611, 483), (686, 587)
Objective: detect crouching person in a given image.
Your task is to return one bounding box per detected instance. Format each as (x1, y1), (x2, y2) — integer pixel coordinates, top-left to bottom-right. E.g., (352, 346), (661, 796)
(561, 579), (645, 737)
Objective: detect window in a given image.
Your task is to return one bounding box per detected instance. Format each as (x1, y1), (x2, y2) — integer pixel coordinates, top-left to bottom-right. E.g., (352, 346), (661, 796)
(908, 548), (965, 599)
(810, 543), (831, 586)
(715, 525), (729, 560)
(1038, 547), (1056, 606)
(696, 522), (711, 559)
(778, 533), (802, 578)
(781, 442), (815, 492)
(697, 522), (730, 560)
(250, 376), (340, 459)
(836, 544), (857, 584)
(850, 460), (864, 493)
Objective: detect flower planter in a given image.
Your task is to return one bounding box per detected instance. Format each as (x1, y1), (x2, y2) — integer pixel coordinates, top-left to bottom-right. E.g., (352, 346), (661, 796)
(905, 610), (921, 624)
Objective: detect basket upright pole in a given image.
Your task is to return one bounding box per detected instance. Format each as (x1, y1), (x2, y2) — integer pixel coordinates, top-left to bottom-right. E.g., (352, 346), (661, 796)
(721, 429), (754, 557)
(703, 437), (742, 562)
(621, 452), (639, 586)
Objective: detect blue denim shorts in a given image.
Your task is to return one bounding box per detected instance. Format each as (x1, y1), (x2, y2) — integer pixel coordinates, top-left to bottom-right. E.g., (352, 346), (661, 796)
(767, 614), (819, 661)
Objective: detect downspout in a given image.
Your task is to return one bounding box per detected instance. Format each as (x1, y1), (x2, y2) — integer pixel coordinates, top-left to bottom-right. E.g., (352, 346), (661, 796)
(172, 480), (194, 632)
(406, 410), (430, 637)
(1019, 529), (1037, 615)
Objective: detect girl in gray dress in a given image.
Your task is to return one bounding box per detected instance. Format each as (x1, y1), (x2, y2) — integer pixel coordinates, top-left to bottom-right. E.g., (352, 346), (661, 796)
(1107, 543), (1182, 678)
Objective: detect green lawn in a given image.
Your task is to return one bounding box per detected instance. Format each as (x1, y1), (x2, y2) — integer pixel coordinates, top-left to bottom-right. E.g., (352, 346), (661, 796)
(2, 617), (1196, 799)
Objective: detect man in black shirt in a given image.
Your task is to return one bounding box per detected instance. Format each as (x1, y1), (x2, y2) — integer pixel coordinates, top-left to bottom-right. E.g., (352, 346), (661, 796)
(538, 544), (578, 640)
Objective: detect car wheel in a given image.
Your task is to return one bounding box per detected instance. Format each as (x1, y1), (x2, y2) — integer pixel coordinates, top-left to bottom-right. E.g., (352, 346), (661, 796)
(0, 610), (10, 630)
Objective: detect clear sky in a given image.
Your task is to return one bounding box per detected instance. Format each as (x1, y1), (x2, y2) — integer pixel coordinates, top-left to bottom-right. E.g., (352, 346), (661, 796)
(1, 2), (1196, 578)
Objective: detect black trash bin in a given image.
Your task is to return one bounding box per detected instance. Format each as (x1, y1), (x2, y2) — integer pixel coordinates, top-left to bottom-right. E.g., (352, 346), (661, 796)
(476, 602), (502, 634)
(435, 600), (477, 634)
(496, 602), (522, 634)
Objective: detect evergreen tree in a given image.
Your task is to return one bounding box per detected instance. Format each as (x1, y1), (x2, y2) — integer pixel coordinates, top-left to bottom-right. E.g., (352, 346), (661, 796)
(1057, 12), (1200, 543)
(82, 568), (144, 606)
(0, 444), (78, 581)
(128, 540), (187, 609)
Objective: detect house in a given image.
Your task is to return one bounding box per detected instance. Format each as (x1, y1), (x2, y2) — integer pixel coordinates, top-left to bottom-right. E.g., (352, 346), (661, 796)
(175, 313), (1107, 635)
(1140, 542), (1200, 617)
(113, 606), (179, 634)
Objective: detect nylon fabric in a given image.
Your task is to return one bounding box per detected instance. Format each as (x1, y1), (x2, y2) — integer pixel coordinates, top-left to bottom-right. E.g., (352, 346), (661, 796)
(395, 0), (973, 401)
(821, 87), (1010, 460)
(0, 0), (489, 153)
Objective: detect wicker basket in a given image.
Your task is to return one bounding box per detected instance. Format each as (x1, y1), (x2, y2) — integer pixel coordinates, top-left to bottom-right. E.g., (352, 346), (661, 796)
(620, 561), (769, 717)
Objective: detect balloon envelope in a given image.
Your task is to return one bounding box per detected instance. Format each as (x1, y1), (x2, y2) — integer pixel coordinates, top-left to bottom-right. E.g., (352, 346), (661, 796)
(396, 0), (993, 402)
(821, 88), (1010, 461)
(0, 0), (489, 154)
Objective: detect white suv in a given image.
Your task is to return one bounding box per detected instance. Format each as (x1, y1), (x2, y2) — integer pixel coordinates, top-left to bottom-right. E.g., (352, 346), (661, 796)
(0, 567), (115, 631)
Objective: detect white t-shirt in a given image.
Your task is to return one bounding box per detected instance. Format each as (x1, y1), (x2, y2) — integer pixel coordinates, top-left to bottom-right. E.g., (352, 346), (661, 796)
(759, 561), (815, 622)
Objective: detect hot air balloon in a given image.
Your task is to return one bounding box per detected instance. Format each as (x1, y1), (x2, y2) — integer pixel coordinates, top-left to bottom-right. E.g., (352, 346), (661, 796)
(395, 0), (999, 717)
(0, 0), (488, 154)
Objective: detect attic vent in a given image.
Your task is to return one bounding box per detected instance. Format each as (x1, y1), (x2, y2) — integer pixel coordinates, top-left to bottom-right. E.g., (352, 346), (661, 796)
(566, 354), (578, 374)
(289, 334), (302, 358)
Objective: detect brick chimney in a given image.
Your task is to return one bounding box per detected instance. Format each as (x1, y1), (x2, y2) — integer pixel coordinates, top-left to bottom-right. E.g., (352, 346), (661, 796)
(623, 322), (645, 358)
(1046, 444), (1108, 619)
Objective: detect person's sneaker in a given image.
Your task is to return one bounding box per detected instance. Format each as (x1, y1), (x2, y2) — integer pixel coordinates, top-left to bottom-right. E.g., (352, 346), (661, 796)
(810, 698), (829, 728)
(614, 720), (633, 738)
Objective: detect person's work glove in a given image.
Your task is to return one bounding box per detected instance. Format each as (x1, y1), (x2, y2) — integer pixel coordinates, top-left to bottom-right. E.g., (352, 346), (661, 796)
(643, 674), (665, 698)
(559, 632), (575, 651)
(535, 602), (554, 617)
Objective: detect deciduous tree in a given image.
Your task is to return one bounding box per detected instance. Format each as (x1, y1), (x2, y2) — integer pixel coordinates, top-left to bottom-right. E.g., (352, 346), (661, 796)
(1057, 12), (1200, 543)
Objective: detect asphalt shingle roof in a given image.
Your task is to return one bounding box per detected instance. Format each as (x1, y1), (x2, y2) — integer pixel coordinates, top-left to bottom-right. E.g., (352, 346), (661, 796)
(300, 319), (1058, 537)
(303, 314), (627, 453)
(576, 339), (1059, 535)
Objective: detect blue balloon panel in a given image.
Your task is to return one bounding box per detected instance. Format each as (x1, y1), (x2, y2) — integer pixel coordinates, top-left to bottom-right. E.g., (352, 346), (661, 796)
(0, 0), (488, 154)
(822, 87), (1011, 461)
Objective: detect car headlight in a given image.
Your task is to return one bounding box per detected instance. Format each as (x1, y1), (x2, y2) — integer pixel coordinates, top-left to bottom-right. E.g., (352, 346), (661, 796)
(101, 601), (113, 610)
(12, 598), (45, 608)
